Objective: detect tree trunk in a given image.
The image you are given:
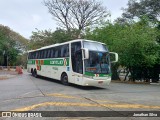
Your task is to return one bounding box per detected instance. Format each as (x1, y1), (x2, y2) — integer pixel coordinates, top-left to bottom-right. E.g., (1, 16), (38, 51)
(124, 69), (129, 81)
(111, 64), (120, 80)
(128, 67), (136, 82)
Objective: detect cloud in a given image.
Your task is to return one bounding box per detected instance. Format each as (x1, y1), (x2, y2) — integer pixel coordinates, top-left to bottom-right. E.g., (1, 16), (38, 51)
(0, 0), (128, 39)
(103, 0), (128, 21)
(31, 14), (42, 25)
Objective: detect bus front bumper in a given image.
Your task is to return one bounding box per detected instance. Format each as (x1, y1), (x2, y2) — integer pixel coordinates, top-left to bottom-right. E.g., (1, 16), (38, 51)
(82, 77), (111, 87)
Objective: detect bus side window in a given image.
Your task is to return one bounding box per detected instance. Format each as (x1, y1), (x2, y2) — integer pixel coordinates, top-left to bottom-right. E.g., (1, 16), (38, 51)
(42, 50), (45, 59)
(47, 49), (50, 58)
(71, 42), (83, 73)
(61, 44), (69, 57)
(32, 52), (35, 59)
(54, 47), (58, 58)
(61, 45), (65, 57)
(31, 53), (33, 59)
(44, 50), (47, 58)
(40, 51), (42, 59)
(54, 46), (61, 58)
(34, 52), (36, 59)
(58, 47), (61, 58)
(38, 51), (40, 59)
(28, 53), (31, 59)
(66, 45), (69, 57)
(35, 52), (38, 59)
(50, 48), (55, 58)
(55, 51), (58, 58)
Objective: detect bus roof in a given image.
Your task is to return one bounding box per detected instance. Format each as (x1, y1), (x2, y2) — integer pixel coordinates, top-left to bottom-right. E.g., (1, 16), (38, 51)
(27, 39), (106, 53)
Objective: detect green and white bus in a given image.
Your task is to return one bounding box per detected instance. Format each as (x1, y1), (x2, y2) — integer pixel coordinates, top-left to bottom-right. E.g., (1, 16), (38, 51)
(27, 39), (118, 87)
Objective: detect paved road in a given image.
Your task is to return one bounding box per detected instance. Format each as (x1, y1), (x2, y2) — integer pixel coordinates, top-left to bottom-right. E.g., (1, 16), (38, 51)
(0, 71), (160, 120)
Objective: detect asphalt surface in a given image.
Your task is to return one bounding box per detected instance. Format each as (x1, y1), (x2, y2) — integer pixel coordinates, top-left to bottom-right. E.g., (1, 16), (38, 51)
(0, 71), (160, 120)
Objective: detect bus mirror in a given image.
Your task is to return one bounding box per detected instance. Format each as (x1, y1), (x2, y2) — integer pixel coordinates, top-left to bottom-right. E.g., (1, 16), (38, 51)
(110, 52), (118, 63)
(82, 48), (89, 59)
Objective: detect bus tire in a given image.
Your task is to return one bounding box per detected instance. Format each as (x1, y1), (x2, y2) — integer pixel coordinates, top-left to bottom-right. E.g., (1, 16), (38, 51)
(34, 69), (38, 78)
(31, 69), (34, 76)
(61, 73), (69, 85)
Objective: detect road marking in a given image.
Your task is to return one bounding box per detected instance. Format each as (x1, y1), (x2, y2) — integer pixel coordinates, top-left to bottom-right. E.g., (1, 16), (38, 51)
(0, 93), (116, 105)
(46, 93), (83, 99)
(19, 90), (40, 97)
(11, 102), (160, 111)
(94, 100), (117, 103)
(11, 102), (99, 111)
(45, 93), (117, 103)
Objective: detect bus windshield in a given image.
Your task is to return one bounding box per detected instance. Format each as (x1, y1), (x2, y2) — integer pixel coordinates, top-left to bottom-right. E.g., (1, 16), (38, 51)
(83, 41), (110, 74)
(84, 51), (110, 74)
(83, 41), (108, 51)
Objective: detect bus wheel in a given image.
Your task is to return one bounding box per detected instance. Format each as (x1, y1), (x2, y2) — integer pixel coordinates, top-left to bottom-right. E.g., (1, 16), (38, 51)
(31, 69), (34, 76)
(61, 73), (69, 85)
(34, 69), (38, 78)
(31, 70), (34, 76)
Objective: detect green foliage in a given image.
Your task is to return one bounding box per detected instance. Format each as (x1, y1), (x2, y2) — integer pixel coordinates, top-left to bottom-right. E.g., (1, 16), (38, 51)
(86, 18), (159, 81)
(29, 28), (82, 50)
(28, 0), (160, 82)
(0, 25), (28, 66)
(122, 0), (160, 22)
(15, 53), (28, 68)
(114, 0), (160, 81)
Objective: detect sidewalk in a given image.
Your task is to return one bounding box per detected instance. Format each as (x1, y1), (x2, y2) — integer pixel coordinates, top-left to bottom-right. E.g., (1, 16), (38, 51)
(150, 82), (160, 85)
(0, 69), (18, 80)
(112, 80), (160, 85)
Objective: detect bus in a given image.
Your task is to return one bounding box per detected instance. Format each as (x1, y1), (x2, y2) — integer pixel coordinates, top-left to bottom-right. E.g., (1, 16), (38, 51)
(27, 39), (118, 87)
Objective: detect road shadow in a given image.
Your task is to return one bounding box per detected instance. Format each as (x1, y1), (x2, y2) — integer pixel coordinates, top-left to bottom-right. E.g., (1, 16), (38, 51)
(32, 74), (107, 90)
(69, 83), (106, 90)
(32, 74), (62, 84)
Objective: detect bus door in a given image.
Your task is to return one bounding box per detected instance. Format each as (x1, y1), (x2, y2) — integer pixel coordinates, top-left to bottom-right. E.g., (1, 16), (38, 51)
(71, 42), (83, 85)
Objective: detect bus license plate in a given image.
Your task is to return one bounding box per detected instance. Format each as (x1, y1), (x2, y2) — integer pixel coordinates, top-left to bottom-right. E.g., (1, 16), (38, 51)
(98, 81), (103, 84)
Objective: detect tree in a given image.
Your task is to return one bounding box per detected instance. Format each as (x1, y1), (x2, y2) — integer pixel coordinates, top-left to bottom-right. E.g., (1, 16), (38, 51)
(29, 28), (81, 50)
(0, 25), (28, 66)
(119, 0), (160, 81)
(15, 53), (28, 68)
(44, 0), (109, 36)
(86, 19), (159, 81)
(122, 0), (160, 22)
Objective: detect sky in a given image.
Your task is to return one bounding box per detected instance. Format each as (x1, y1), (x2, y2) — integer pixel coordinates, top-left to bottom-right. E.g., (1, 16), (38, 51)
(0, 0), (129, 39)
